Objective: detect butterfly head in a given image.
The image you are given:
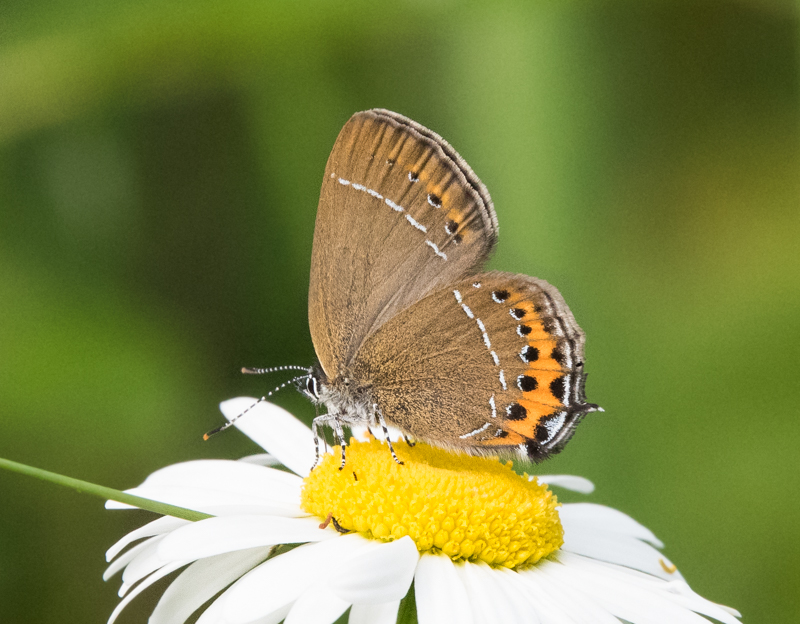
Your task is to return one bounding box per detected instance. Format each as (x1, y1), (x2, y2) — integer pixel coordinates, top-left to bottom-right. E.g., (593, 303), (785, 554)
(299, 364), (378, 430)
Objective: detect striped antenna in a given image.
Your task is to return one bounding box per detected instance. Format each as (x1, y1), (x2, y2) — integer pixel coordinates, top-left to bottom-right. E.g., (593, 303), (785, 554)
(203, 374), (311, 440)
(241, 365), (311, 375)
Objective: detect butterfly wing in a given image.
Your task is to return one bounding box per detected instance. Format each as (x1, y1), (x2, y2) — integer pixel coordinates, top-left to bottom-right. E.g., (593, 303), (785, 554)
(309, 109), (498, 381)
(349, 271), (598, 461)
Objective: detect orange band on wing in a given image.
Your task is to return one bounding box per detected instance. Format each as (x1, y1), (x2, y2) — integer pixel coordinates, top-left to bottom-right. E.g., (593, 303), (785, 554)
(504, 399), (556, 439)
(523, 338), (562, 372)
(519, 369), (565, 408)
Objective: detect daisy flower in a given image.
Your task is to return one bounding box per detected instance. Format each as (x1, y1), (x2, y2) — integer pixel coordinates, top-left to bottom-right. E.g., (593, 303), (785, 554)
(105, 397), (741, 624)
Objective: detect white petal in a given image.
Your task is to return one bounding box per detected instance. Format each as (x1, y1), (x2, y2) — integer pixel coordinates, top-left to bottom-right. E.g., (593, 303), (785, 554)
(541, 553), (717, 624)
(554, 555), (738, 624)
(533, 474), (595, 494)
(141, 459), (302, 495)
(518, 560), (619, 623)
(350, 423), (405, 442)
(454, 562), (498, 624)
(660, 580), (742, 624)
(414, 554), (473, 624)
(507, 570), (579, 624)
(194, 593), (225, 624)
(106, 485), (304, 517)
(521, 558), (624, 624)
(239, 453), (281, 466)
(105, 516), (188, 561)
(157, 516), (335, 562)
(196, 596), (292, 624)
(328, 536), (419, 604)
(559, 503), (663, 546)
(104, 459), (308, 519)
(456, 561), (528, 624)
(221, 534), (372, 624)
(150, 546), (272, 624)
(349, 600), (401, 624)
(284, 587), (350, 624)
(104, 539), (153, 581)
(107, 560), (188, 624)
(500, 566), (589, 624)
(110, 459), (303, 511)
(220, 397), (316, 477)
(561, 526), (680, 580)
(720, 604), (743, 618)
(120, 535), (168, 593)
(348, 424), (371, 441)
(477, 564), (539, 624)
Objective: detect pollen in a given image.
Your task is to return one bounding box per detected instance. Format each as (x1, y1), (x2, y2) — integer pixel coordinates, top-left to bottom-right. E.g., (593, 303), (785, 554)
(300, 439), (563, 569)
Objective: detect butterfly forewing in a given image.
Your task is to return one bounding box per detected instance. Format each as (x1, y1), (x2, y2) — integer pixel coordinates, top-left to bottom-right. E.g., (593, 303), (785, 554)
(350, 271), (597, 461)
(309, 109), (498, 380)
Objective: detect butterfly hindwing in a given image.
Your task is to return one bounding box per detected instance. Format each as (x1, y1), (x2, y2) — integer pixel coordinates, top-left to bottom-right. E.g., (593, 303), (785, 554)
(350, 271), (598, 461)
(308, 110), (498, 381)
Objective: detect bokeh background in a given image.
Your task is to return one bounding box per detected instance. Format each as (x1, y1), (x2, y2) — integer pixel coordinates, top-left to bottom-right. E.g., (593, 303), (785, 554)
(1, 1), (798, 622)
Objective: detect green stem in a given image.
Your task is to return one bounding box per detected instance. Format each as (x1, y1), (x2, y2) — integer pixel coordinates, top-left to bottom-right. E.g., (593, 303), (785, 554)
(0, 457), (212, 522)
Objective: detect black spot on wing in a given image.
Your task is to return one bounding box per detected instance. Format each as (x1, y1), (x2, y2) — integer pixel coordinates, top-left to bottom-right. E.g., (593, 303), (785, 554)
(521, 346), (539, 363)
(506, 403), (527, 421)
(534, 422), (551, 442)
(549, 376), (566, 403)
(517, 375), (538, 392)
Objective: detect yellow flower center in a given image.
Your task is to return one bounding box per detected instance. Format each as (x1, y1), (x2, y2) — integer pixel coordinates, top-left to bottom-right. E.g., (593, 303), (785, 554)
(300, 439), (563, 569)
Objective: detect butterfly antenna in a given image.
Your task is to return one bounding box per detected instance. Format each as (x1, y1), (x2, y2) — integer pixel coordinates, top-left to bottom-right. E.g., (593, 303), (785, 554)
(203, 374), (311, 440)
(241, 365), (311, 375)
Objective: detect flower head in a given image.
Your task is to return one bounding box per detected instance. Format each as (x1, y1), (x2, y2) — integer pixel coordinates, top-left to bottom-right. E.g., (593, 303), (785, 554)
(105, 397), (742, 624)
(303, 438), (563, 568)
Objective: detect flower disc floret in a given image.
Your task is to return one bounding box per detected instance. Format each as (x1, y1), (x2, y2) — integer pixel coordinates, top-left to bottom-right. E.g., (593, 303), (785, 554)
(300, 439), (563, 569)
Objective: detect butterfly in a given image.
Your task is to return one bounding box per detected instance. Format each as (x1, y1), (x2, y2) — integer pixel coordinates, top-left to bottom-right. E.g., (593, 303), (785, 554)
(288, 110), (598, 467)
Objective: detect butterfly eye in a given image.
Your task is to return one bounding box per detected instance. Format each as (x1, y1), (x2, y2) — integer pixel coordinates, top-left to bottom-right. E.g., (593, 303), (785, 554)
(306, 376), (320, 400)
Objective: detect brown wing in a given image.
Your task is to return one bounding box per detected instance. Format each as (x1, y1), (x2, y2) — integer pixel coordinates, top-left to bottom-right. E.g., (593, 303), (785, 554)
(308, 109), (498, 380)
(349, 271), (599, 461)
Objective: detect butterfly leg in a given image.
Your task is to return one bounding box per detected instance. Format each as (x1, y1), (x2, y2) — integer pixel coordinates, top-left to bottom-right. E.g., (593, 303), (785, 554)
(311, 413), (336, 470)
(310, 415), (323, 471)
(374, 404), (404, 466)
(403, 434), (415, 447)
(332, 416), (347, 470)
(311, 412), (348, 470)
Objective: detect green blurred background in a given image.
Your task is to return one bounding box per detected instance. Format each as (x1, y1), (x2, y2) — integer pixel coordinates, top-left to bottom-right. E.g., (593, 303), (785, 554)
(1, 1), (797, 622)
